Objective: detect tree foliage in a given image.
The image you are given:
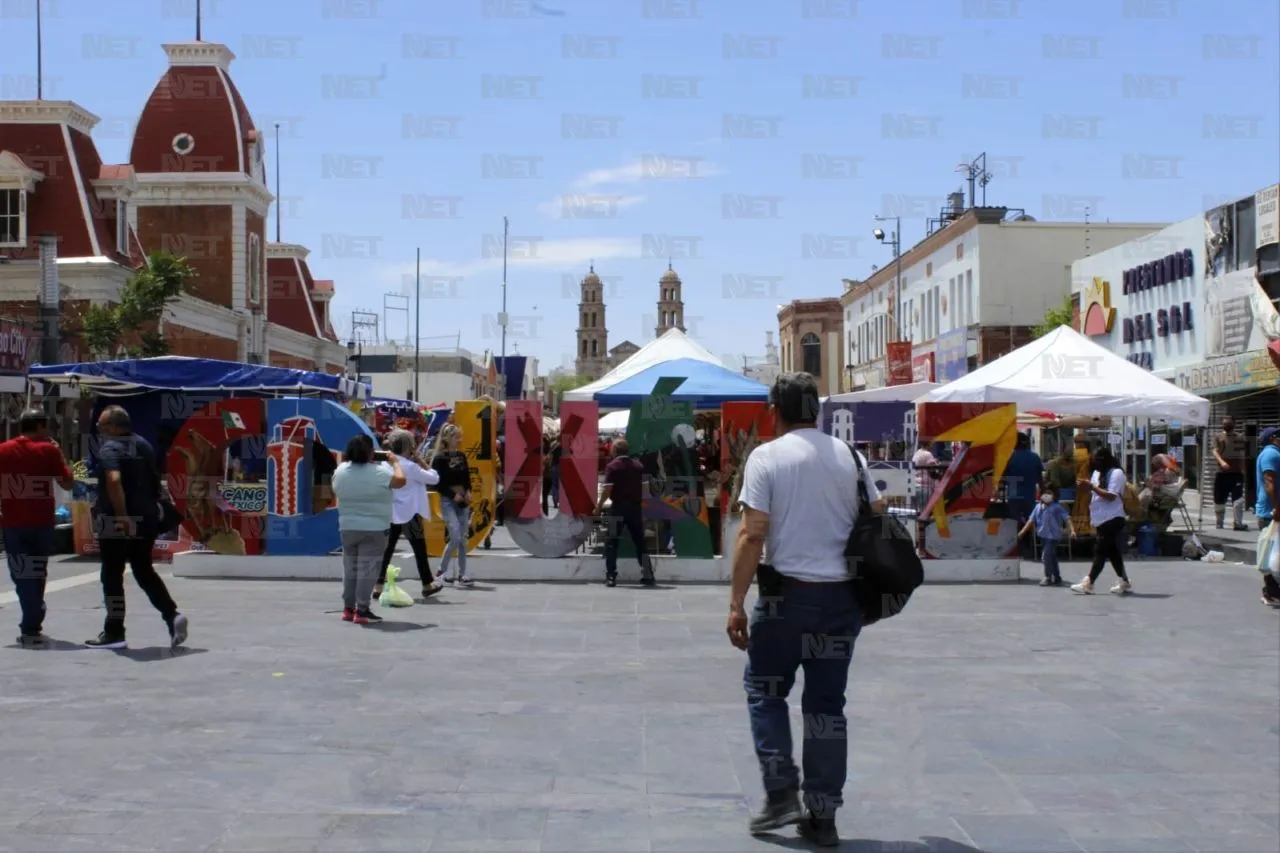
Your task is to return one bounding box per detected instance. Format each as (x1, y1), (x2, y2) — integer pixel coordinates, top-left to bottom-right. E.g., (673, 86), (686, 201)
(548, 373), (592, 395)
(1032, 294), (1075, 339)
(80, 253), (196, 358)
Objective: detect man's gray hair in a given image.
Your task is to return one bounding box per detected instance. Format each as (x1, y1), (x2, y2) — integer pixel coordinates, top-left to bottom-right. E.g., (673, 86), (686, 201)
(386, 428), (417, 457)
(100, 405), (132, 431)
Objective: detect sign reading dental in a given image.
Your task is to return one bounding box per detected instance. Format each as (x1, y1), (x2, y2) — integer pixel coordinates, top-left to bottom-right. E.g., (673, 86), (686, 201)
(1120, 248), (1194, 346)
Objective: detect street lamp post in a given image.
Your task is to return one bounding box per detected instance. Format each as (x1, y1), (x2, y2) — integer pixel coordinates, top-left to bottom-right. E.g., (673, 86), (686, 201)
(873, 215), (903, 341)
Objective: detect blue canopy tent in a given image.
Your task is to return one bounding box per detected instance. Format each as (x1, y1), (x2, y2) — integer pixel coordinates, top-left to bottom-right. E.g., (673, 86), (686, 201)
(28, 356), (370, 400)
(592, 357), (768, 409)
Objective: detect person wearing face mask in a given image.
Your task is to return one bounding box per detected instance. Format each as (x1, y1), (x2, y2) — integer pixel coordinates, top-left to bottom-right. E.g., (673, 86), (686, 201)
(1212, 417), (1249, 531)
(1019, 487), (1075, 587)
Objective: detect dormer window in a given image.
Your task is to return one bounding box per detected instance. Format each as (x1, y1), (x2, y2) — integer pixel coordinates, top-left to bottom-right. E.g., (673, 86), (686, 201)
(0, 188), (24, 248)
(115, 199), (129, 256)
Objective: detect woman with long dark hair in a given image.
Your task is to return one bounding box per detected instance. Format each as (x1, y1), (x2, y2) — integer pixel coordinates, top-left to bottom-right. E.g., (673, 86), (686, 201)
(374, 429), (443, 601)
(1072, 446), (1133, 595)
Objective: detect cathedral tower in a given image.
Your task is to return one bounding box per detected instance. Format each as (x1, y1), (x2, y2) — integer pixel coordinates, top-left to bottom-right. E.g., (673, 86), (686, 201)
(574, 265), (609, 379)
(655, 263), (685, 337)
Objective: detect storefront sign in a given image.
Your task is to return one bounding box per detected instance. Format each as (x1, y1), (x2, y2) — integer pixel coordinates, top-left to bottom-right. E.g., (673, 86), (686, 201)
(911, 352), (935, 383)
(1177, 349), (1280, 395)
(1127, 352), (1153, 370)
(1081, 277), (1116, 336)
(1121, 248), (1194, 294)
(0, 319), (33, 374)
(935, 328), (968, 381)
(1121, 302), (1194, 343)
(886, 341), (913, 386)
(1257, 183), (1279, 248)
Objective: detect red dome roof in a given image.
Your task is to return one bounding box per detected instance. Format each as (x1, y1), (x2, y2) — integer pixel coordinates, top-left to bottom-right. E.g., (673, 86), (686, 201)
(129, 43), (258, 177)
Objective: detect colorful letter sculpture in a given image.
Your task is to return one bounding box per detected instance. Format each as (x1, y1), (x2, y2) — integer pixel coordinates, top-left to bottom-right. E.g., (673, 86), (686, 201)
(502, 400), (599, 558)
(915, 403), (1019, 560)
(167, 398), (267, 555)
(162, 396), (375, 556)
(622, 377), (712, 558)
(720, 402), (774, 546)
(423, 400), (497, 557)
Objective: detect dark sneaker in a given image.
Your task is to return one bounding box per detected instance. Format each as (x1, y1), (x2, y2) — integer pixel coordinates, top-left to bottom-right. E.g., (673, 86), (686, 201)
(483, 537), (492, 550)
(748, 790), (803, 835)
(17, 633), (46, 648)
(86, 632), (127, 650)
(640, 572), (657, 588)
(422, 582), (443, 599)
(353, 608), (383, 624)
(341, 607), (356, 622)
(1233, 523), (1250, 531)
(605, 575), (617, 588)
(796, 813), (839, 847)
(169, 613), (189, 649)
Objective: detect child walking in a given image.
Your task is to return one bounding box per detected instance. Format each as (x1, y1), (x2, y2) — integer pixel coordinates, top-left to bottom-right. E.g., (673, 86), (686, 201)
(1020, 488), (1074, 586)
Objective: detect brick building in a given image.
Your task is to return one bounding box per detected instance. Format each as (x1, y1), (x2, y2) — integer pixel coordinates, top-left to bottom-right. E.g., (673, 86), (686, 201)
(777, 298), (844, 397)
(0, 41), (346, 374)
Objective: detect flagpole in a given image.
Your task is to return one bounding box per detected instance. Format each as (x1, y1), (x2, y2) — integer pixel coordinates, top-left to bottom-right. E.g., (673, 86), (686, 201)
(35, 0), (43, 100)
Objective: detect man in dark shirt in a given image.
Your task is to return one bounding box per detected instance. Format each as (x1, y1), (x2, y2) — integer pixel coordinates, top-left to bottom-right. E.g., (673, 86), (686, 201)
(1001, 432), (1045, 560)
(0, 409), (74, 646)
(88, 405), (188, 650)
(596, 439), (654, 588)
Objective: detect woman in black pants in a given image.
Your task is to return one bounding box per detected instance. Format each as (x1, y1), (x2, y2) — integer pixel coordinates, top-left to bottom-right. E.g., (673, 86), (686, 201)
(1072, 447), (1133, 595)
(374, 430), (444, 601)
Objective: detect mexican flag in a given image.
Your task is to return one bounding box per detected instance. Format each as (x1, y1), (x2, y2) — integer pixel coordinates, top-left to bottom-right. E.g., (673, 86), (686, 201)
(222, 411), (247, 431)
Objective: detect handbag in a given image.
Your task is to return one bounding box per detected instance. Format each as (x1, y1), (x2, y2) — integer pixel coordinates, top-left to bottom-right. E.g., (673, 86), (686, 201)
(846, 445), (924, 626)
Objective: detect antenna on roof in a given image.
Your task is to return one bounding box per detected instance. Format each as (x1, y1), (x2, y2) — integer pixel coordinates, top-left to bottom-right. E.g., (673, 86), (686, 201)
(35, 0), (44, 100)
(195, 0), (202, 41)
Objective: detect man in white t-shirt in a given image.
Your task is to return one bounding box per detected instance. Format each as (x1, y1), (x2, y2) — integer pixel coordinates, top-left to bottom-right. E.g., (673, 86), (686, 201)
(726, 372), (882, 848)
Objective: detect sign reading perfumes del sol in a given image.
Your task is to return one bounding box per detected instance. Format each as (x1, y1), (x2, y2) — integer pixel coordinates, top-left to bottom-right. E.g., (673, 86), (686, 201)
(1120, 248), (1195, 346)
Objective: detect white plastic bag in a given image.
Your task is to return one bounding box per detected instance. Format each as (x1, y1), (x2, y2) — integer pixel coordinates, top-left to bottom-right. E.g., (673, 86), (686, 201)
(379, 565), (415, 607)
(1203, 550), (1225, 563)
(1258, 521), (1280, 580)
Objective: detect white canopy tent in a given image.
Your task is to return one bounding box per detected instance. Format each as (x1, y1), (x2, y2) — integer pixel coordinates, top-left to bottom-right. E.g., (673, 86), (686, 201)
(563, 328), (724, 403)
(598, 410), (629, 435)
(916, 326), (1210, 425)
(826, 381), (940, 404)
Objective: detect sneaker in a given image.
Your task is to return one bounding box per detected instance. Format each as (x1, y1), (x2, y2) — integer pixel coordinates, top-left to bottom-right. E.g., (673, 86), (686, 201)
(1262, 594), (1280, 608)
(748, 790), (803, 835)
(85, 632), (127, 649)
(17, 632), (46, 648)
(341, 607), (356, 622)
(1038, 578), (1052, 587)
(1233, 523), (1250, 532)
(640, 572), (657, 588)
(796, 813), (840, 847)
(1051, 577), (1064, 586)
(1110, 580), (1133, 595)
(483, 537), (492, 550)
(605, 575), (617, 588)
(168, 613), (189, 649)
(422, 582), (444, 599)
(353, 608), (383, 624)
(1070, 580), (1094, 595)
(456, 576), (475, 588)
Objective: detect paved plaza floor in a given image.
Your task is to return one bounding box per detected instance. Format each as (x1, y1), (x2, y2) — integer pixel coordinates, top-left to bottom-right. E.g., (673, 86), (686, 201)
(1, 557), (1277, 852)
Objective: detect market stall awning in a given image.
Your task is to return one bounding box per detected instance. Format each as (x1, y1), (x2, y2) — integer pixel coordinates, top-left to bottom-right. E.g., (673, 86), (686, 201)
(917, 326), (1210, 425)
(593, 358), (768, 408)
(826, 381), (940, 404)
(563, 328), (724, 403)
(29, 356), (370, 400)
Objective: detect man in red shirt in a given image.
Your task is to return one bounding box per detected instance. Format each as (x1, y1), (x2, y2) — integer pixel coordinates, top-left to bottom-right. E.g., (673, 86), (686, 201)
(0, 409), (74, 646)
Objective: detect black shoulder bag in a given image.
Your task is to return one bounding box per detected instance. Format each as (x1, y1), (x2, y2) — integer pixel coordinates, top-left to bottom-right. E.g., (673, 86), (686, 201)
(846, 446), (924, 626)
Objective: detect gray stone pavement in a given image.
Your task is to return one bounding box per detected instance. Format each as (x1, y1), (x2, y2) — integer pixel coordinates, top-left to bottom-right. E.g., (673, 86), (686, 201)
(0, 558), (1277, 853)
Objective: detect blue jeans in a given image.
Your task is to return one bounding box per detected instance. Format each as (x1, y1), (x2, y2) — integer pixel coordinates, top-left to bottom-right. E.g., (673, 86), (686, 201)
(4, 526), (54, 635)
(744, 580), (861, 818)
(1041, 538), (1062, 580)
(439, 500), (470, 579)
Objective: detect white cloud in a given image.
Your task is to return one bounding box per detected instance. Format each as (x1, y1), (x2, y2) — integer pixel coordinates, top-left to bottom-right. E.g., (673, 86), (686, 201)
(534, 193), (647, 218)
(535, 157), (722, 217)
(378, 237), (636, 286)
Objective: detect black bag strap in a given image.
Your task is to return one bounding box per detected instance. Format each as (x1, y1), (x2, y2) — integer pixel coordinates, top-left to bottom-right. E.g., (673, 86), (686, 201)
(844, 442), (873, 517)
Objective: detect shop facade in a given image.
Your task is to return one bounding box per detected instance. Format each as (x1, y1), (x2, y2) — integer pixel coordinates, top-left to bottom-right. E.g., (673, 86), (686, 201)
(1073, 187), (1280, 508)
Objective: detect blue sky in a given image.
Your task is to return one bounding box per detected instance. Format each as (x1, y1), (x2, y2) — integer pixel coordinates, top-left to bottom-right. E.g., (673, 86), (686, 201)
(4, 0), (1277, 373)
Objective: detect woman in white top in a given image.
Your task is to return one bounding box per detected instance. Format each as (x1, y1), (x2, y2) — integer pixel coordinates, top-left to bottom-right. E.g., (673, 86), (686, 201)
(374, 429), (443, 601)
(911, 441), (937, 511)
(1071, 446), (1133, 595)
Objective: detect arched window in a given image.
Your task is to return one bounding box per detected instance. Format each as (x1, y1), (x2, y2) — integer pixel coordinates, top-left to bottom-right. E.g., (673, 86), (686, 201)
(801, 333), (822, 376)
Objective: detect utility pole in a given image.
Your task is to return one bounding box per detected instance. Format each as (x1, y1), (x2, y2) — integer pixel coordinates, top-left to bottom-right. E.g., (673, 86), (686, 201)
(498, 216), (509, 402)
(35, 0), (43, 100)
(414, 248), (421, 402)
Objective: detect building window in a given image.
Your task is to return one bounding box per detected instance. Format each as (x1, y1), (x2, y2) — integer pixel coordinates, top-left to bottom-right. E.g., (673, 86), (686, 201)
(965, 269), (974, 325)
(115, 199), (129, 256)
(1233, 198), (1256, 271)
(956, 243), (964, 260)
(0, 188), (25, 248)
(801, 332), (821, 376)
(248, 234), (262, 302)
(172, 133), (195, 155)
(590, 339), (598, 357)
(581, 339), (587, 356)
